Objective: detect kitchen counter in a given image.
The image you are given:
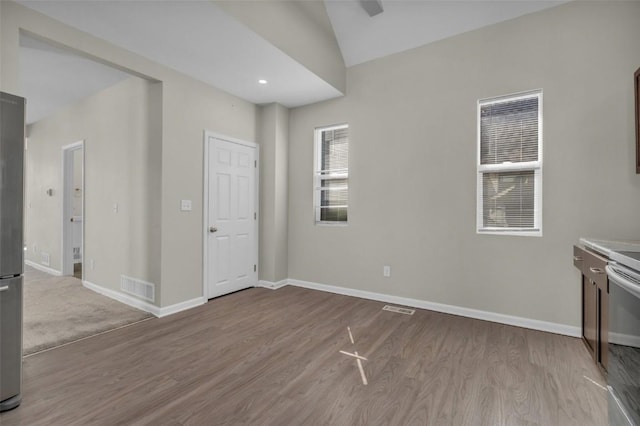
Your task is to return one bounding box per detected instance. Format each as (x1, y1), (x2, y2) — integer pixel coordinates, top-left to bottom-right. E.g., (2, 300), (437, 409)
(579, 238), (640, 258)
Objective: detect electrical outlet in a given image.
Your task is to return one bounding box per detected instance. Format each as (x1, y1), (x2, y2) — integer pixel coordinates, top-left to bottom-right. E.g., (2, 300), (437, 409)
(113, 203), (118, 213)
(383, 265), (391, 278)
(181, 199), (192, 211)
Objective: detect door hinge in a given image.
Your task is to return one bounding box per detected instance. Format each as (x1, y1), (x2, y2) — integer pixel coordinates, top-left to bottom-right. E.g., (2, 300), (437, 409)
(254, 264), (257, 272)
(254, 160), (257, 168)
(254, 212), (257, 220)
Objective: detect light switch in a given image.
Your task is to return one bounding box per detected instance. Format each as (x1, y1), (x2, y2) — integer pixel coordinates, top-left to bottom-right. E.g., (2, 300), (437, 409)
(113, 203), (118, 213)
(181, 200), (192, 211)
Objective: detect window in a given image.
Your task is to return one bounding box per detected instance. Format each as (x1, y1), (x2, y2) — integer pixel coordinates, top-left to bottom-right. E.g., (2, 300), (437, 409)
(314, 124), (348, 224)
(477, 90), (542, 236)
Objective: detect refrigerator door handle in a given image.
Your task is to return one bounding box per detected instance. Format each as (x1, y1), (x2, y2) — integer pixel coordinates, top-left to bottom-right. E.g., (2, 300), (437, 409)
(0, 285), (9, 292)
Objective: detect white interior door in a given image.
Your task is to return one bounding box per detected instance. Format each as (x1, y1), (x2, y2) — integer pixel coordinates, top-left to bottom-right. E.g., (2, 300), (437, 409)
(206, 135), (258, 299)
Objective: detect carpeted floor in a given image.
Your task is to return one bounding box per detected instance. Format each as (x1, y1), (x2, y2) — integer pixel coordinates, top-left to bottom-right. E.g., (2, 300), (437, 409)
(23, 265), (153, 356)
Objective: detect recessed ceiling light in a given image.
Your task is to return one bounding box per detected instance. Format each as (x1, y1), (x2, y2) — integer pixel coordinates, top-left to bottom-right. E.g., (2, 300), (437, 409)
(258, 79), (268, 85)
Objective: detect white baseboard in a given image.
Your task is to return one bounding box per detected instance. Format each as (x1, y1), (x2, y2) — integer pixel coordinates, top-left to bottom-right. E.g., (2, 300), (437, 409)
(82, 274), (581, 337)
(287, 278), (581, 338)
(83, 280), (206, 318)
(83, 280), (161, 316)
(609, 331), (640, 348)
(257, 279), (288, 290)
(157, 297), (207, 318)
(25, 260), (62, 276)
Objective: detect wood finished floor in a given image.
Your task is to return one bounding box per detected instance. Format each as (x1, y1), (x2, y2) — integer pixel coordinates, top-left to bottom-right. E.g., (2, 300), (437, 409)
(1, 286), (607, 425)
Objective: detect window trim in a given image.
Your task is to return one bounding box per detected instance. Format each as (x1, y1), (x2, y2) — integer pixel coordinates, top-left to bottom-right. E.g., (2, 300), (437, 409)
(313, 123), (349, 226)
(476, 90), (543, 237)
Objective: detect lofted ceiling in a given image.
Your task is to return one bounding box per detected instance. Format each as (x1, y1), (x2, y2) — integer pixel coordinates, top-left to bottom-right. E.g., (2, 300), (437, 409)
(325, 0), (566, 67)
(16, 0), (564, 124)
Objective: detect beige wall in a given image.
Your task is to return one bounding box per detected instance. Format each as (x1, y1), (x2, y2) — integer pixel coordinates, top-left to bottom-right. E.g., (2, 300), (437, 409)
(288, 1), (640, 328)
(2, 1), (258, 307)
(25, 77), (161, 295)
(258, 103), (289, 283)
(273, 104), (289, 281)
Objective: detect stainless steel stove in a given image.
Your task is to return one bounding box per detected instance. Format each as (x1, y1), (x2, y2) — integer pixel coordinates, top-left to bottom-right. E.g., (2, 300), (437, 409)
(606, 251), (640, 426)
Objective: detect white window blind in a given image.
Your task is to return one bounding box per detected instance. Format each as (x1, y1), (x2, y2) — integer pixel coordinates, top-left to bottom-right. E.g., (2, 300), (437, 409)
(477, 91), (542, 236)
(314, 124), (348, 224)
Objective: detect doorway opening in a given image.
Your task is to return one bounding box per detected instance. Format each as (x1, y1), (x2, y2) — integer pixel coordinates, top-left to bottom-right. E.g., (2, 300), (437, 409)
(62, 141), (84, 279)
(19, 32), (159, 356)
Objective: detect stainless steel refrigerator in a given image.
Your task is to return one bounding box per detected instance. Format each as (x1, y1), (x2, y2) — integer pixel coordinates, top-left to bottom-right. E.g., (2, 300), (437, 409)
(0, 91), (25, 412)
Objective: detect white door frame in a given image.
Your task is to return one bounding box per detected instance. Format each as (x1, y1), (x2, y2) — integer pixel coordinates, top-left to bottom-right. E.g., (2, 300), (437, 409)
(202, 130), (259, 300)
(61, 140), (84, 277)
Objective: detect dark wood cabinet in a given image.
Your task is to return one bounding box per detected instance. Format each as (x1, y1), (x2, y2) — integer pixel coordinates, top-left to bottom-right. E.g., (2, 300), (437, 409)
(582, 274), (597, 354)
(573, 245), (609, 370)
(599, 283), (608, 369)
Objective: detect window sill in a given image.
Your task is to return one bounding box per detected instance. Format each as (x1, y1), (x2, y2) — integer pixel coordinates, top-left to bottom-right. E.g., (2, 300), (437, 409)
(477, 229), (542, 237)
(315, 221), (348, 227)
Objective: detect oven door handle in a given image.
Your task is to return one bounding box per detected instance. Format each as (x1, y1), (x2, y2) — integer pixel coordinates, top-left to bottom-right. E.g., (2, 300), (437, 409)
(606, 265), (640, 299)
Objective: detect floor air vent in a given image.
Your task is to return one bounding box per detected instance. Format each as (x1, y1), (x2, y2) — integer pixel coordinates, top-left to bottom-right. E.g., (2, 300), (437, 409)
(121, 275), (155, 303)
(382, 305), (415, 315)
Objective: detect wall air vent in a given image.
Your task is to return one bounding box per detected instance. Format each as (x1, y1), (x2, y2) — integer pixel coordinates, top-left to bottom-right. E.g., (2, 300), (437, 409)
(120, 275), (155, 303)
(382, 305), (415, 315)
(41, 252), (50, 266)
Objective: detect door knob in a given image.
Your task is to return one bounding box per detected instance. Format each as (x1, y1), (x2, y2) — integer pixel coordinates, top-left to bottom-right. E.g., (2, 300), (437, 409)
(209, 227), (218, 233)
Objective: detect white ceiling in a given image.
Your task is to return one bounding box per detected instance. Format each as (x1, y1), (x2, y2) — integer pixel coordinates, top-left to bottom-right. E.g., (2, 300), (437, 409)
(20, 34), (131, 124)
(325, 0), (566, 67)
(17, 0), (564, 124)
(18, 1), (342, 109)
